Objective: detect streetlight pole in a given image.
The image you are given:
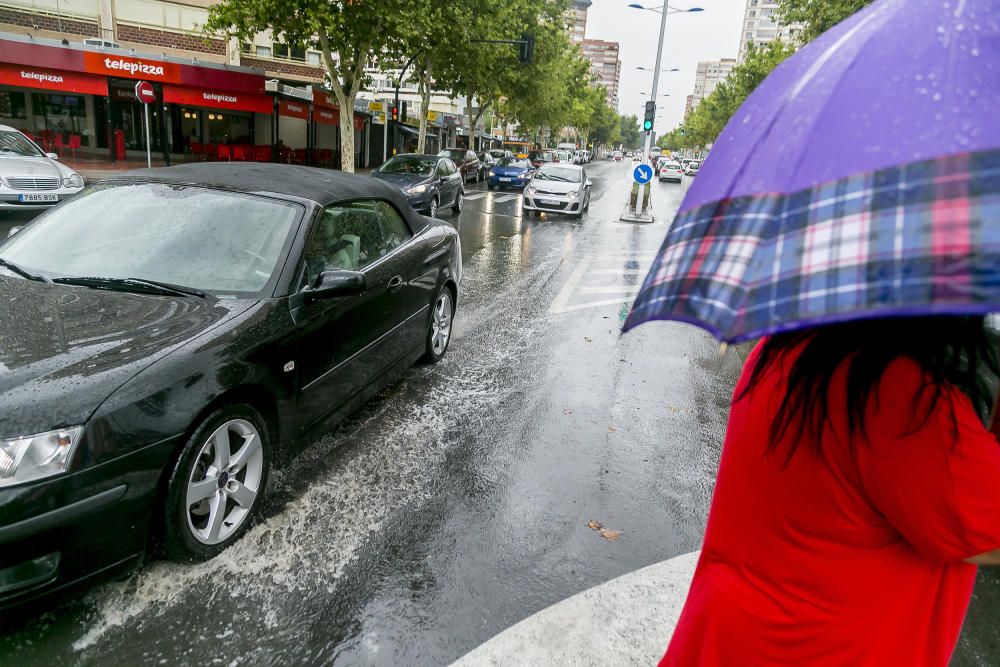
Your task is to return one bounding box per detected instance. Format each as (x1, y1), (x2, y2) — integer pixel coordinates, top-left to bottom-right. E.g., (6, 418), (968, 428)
(643, 1), (670, 167)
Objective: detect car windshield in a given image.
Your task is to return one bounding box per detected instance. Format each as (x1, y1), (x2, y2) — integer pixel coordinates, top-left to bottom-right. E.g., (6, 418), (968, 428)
(497, 157), (529, 168)
(0, 130), (44, 157)
(528, 151), (554, 161)
(0, 182), (302, 296)
(379, 156), (437, 176)
(534, 166), (581, 182)
(439, 149), (467, 162)
(488, 150), (506, 158)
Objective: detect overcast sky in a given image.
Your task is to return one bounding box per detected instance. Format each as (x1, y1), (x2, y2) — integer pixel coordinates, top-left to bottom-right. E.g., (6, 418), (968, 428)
(586, 0), (746, 132)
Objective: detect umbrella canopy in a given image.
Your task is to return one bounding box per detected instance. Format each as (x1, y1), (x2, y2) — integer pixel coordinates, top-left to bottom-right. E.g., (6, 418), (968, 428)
(624, 0), (1000, 342)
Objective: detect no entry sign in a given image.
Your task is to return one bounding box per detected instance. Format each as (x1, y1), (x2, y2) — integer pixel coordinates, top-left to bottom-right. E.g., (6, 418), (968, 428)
(134, 80), (155, 104)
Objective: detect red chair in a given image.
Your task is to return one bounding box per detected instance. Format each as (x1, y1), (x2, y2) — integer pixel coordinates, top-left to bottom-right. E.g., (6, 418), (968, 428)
(53, 134), (64, 155)
(189, 140), (203, 159)
(217, 145), (232, 161)
(232, 145), (248, 161)
(203, 143), (218, 161)
(68, 134), (81, 158)
(254, 145), (272, 162)
(292, 148), (307, 164)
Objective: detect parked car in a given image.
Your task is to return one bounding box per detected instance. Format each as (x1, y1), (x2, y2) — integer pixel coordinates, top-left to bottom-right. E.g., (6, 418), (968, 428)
(477, 149), (511, 180)
(684, 160), (701, 176)
(487, 157), (533, 190)
(0, 163), (461, 610)
(372, 154), (464, 218)
(612, 150), (623, 161)
(523, 163), (592, 219)
(0, 125), (85, 210)
(528, 149), (556, 168)
(438, 148), (481, 184)
(658, 160), (684, 182)
(555, 150), (573, 163)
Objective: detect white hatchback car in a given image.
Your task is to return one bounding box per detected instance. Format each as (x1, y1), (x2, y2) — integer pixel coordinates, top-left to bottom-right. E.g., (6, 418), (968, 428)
(0, 125), (85, 211)
(658, 160), (684, 183)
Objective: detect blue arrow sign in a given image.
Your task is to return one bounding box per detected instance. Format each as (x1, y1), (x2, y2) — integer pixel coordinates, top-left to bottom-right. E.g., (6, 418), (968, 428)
(633, 164), (653, 184)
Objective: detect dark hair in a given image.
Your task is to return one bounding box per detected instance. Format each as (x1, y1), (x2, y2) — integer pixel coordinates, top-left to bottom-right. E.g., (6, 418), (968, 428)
(739, 316), (999, 463)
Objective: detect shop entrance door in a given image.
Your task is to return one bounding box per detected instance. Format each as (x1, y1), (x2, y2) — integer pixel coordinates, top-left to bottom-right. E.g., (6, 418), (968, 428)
(108, 79), (166, 154)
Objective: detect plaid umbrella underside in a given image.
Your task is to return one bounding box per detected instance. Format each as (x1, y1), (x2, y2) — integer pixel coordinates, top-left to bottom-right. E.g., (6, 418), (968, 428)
(624, 147), (1000, 342)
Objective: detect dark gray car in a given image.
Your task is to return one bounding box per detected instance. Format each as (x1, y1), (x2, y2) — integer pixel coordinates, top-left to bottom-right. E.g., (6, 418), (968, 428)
(372, 154), (464, 218)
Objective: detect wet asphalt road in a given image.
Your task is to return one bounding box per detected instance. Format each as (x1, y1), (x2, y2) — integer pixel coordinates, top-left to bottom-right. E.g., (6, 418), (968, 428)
(1, 162), (998, 666)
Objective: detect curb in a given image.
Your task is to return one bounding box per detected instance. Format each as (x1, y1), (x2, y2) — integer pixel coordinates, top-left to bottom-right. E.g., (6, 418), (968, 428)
(452, 551), (699, 667)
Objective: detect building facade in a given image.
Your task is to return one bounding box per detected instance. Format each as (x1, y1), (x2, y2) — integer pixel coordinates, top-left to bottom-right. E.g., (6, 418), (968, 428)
(566, 0), (591, 43)
(736, 0), (797, 62)
(686, 58), (736, 114)
(581, 39), (620, 110)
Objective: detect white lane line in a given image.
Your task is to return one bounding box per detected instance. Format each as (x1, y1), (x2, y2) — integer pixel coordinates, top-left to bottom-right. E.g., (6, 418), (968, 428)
(588, 268), (649, 275)
(464, 192), (489, 200)
(552, 297), (636, 314)
(549, 257), (591, 314)
(579, 286), (641, 294)
(493, 194), (520, 204)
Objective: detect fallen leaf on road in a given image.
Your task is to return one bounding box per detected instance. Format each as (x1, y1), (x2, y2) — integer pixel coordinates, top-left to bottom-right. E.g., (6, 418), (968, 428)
(599, 529), (621, 542)
(584, 336), (593, 343)
(667, 405), (691, 414)
(607, 426), (616, 432)
(563, 409), (573, 415)
(587, 519), (603, 530)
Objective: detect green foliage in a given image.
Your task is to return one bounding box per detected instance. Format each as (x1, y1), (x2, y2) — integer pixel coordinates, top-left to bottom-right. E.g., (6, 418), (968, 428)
(776, 0), (876, 44)
(669, 39), (796, 149)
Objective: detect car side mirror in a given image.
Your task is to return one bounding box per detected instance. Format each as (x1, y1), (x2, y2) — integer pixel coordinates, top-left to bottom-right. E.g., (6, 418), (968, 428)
(586, 180), (593, 187)
(303, 270), (366, 302)
(46, 152), (59, 161)
(7, 226), (23, 238)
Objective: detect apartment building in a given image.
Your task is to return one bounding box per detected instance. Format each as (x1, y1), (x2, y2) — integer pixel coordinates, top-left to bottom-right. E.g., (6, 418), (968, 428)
(690, 58), (736, 108)
(581, 39), (620, 110)
(567, 0), (591, 43)
(737, 0), (797, 62)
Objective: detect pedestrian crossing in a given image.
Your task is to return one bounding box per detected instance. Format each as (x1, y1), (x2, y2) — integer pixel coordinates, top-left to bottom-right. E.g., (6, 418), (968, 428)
(549, 249), (656, 315)
(464, 191), (521, 204)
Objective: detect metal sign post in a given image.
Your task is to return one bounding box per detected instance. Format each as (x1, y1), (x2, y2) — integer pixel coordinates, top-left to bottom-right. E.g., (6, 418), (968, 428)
(135, 81), (156, 168)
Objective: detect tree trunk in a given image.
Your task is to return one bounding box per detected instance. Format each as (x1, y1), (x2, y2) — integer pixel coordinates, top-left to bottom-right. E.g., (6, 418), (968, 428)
(416, 57), (432, 155)
(465, 93), (476, 151)
(336, 90), (356, 173)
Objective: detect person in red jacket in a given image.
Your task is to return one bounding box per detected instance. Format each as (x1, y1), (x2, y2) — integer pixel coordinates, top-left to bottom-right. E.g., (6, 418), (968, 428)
(661, 316), (1000, 666)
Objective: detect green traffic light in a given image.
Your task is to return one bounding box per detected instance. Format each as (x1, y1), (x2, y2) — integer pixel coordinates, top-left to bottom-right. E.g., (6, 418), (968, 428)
(643, 121), (652, 130)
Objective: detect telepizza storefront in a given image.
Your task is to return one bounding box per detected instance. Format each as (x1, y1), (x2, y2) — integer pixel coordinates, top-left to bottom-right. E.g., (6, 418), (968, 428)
(0, 33), (269, 163)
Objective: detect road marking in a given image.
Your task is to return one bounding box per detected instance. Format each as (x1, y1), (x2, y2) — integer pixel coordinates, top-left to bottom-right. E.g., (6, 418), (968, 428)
(464, 192), (489, 201)
(579, 286), (641, 294)
(549, 258), (591, 314)
(588, 268), (649, 275)
(493, 194), (520, 204)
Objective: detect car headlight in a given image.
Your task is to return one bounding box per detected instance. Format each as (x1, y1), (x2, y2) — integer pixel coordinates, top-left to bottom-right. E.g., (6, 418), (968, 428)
(489, 170), (496, 177)
(567, 190), (578, 199)
(406, 184), (429, 194)
(525, 185), (536, 194)
(62, 173), (84, 188)
(0, 426), (83, 487)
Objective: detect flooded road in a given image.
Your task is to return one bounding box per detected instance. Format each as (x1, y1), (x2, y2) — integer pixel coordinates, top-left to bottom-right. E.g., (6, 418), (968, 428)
(1, 162), (997, 666)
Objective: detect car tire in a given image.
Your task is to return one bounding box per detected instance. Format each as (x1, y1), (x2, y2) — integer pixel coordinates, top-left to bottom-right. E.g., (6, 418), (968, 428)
(428, 196), (439, 218)
(423, 285), (455, 363)
(487, 183), (495, 191)
(162, 403), (270, 561)
(584, 190), (591, 211)
(452, 189), (464, 213)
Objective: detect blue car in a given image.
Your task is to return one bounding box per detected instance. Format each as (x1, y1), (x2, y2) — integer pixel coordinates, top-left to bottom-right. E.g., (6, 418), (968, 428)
(487, 157), (533, 190)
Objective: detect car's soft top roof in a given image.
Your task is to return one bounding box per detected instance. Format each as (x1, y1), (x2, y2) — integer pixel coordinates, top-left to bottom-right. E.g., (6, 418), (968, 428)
(103, 162), (430, 233)
(107, 162), (394, 205)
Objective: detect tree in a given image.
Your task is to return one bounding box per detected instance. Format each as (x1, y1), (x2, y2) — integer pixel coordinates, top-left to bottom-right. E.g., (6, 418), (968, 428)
(204, 0), (412, 173)
(776, 0), (875, 44)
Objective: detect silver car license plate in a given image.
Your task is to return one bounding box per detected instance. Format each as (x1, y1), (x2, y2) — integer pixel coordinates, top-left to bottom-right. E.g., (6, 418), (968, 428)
(500, 177), (512, 182)
(539, 198), (559, 205)
(18, 193), (58, 203)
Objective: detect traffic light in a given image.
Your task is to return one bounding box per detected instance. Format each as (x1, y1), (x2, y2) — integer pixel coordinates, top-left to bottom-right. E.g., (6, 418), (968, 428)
(680, 126), (686, 135)
(519, 34), (535, 63)
(390, 104), (399, 121)
(643, 101), (655, 132)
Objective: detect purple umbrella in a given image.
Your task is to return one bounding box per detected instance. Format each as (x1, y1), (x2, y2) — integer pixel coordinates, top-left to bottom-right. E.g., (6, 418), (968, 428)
(624, 0), (1000, 342)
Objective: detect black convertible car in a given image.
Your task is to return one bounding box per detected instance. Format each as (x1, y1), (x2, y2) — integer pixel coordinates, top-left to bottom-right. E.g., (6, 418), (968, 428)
(0, 163), (461, 610)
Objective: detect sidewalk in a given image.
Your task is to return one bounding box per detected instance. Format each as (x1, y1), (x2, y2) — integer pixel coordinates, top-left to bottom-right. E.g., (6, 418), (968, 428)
(453, 552), (699, 666)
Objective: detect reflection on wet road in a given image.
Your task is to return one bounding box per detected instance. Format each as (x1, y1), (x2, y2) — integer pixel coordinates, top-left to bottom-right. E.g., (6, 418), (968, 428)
(1, 160), (996, 666)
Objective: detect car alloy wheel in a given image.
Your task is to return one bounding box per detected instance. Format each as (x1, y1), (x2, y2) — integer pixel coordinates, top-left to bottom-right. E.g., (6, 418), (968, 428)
(163, 404), (270, 560)
(185, 419), (264, 545)
(423, 287), (454, 363)
(452, 190), (464, 213)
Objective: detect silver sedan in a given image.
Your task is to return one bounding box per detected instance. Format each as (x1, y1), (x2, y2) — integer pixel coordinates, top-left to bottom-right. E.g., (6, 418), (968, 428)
(0, 125), (85, 210)
(522, 163), (592, 219)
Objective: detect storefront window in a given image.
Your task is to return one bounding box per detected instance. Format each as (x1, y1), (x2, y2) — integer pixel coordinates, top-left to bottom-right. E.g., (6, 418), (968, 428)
(31, 93), (91, 147)
(206, 112), (251, 144)
(0, 90), (26, 120)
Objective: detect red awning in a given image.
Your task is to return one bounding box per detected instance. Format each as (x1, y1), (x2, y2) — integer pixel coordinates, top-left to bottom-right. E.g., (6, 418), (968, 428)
(0, 63), (107, 95)
(279, 100), (309, 120)
(163, 84), (272, 114)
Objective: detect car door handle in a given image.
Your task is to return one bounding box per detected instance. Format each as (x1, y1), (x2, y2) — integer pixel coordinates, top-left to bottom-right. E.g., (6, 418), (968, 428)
(387, 275), (404, 292)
